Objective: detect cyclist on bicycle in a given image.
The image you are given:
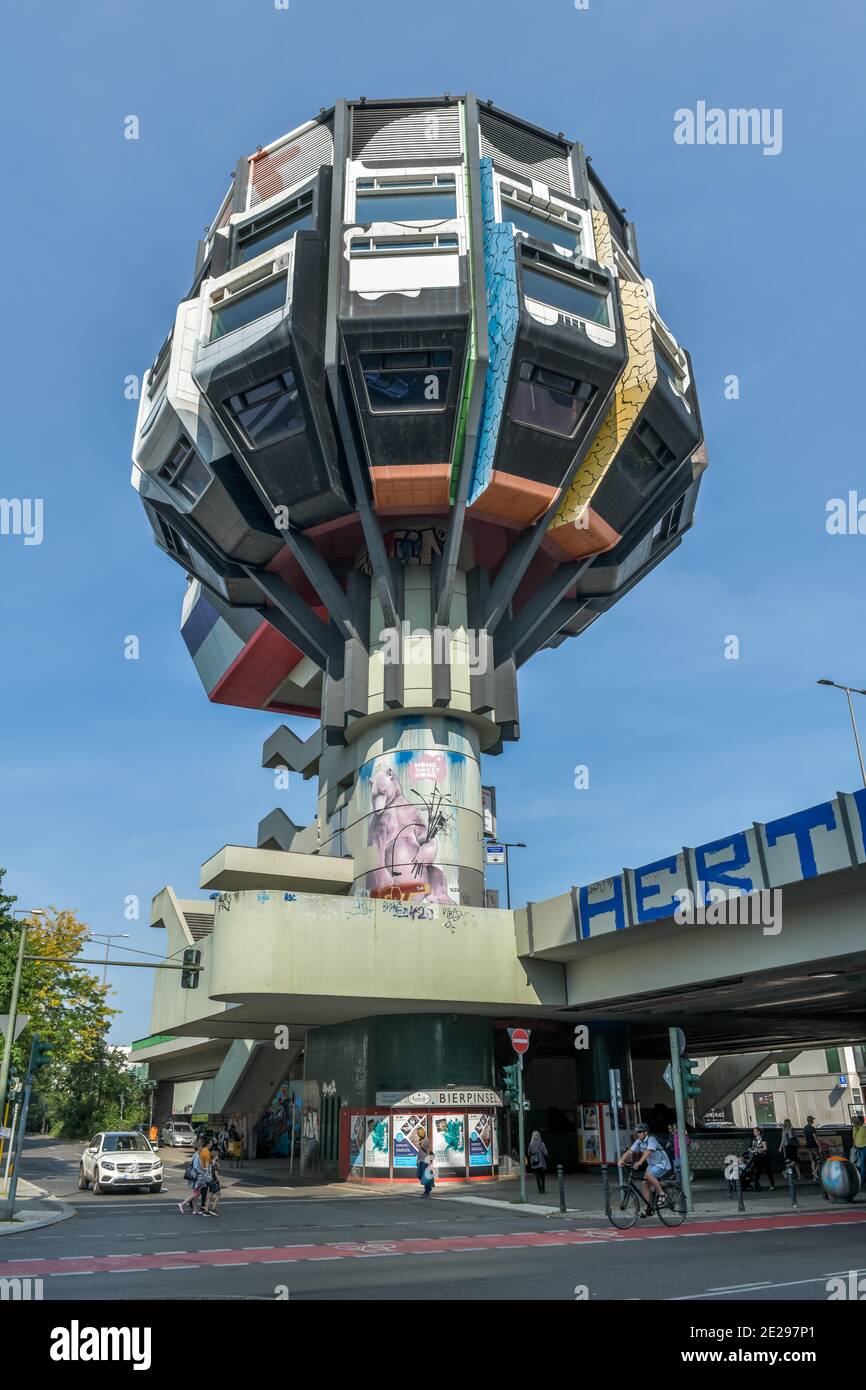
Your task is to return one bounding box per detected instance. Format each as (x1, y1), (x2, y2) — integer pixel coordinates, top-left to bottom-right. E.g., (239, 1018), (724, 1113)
(619, 1122), (671, 1211)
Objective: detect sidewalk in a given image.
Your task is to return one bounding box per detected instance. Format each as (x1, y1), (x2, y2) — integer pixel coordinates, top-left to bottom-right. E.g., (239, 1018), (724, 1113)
(430, 1171), (866, 1221)
(0, 1179), (75, 1237)
(194, 1157), (865, 1220)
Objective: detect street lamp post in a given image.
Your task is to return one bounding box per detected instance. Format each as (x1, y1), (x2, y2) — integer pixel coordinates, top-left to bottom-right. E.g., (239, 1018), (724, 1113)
(0, 910), (45, 1122)
(486, 841), (527, 911)
(817, 680), (866, 788)
(90, 932), (131, 985)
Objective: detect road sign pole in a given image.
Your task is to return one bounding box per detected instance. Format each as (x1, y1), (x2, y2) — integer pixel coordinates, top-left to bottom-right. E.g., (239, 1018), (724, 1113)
(0, 1070), (33, 1222)
(609, 1067), (624, 1190)
(517, 1055), (527, 1204)
(669, 1026), (694, 1215)
(0, 922), (29, 1160)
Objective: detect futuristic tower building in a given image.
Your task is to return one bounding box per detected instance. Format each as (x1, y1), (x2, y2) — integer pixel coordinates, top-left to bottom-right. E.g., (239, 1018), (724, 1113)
(133, 95), (705, 912)
(132, 98), (706, 1160)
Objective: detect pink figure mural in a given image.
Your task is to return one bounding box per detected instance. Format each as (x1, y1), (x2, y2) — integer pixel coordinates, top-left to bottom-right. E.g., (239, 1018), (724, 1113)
(365, 762), (455, 903)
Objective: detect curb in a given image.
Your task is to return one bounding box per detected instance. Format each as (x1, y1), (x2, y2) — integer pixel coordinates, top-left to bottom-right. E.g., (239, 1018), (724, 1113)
(0, 1180), (76, 1237)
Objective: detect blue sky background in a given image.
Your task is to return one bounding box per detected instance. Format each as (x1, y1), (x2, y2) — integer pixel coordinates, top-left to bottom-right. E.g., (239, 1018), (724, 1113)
(2, 0), (864, 1042)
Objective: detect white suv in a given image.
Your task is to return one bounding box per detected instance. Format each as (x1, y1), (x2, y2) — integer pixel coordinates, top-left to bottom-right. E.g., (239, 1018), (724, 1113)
(78, 1132), (164, 1195)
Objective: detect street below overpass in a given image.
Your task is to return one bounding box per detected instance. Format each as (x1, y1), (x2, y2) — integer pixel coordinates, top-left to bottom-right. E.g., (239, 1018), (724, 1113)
(4, 1140), (865, 1303)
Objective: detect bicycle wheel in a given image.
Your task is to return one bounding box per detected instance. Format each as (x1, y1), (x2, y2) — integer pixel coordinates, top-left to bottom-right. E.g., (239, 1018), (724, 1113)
(657, 1182), (687, 1226)
(607, 1184), (641, 1229)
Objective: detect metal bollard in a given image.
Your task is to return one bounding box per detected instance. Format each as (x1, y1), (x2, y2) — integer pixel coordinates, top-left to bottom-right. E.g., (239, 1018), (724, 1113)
(736, 1173), (745, 1213)
(557, 1163), (566, 1214)
(600, 1162), (611, 1216)
(787, 1163), (799, 1208)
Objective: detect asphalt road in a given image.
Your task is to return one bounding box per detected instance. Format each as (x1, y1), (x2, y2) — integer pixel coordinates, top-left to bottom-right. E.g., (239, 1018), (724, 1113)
(5, 1140), (865, 1302)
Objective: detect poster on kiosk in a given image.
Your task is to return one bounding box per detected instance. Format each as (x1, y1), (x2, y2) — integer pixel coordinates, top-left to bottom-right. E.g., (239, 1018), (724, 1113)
(432, 1114), (466, 1177)
(576, 1100), (640, 1164)
(468, 1113), (493, 1171)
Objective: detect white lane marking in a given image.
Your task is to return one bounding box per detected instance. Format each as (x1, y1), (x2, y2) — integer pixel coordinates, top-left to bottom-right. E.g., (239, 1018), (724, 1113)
(213, 1261), (249, 1267)
(160, 1264), (200, 1271)
(261, 1258), (298, 1264)
(153, 1250), (188, 1255)
(48, 1271), (95, 1278)
(672, 1272), (854, 1300)
(108, 1269), (144, 1275)
(242, 1245), (274, 1251)
(199, 1247), (233, 1253)
(307, 1256), (342, 1262)
(707, 1280), (773, 1292)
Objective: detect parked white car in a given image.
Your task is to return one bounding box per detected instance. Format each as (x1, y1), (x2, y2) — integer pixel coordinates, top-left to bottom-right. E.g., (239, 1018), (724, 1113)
(78, 1132), (164, 1194)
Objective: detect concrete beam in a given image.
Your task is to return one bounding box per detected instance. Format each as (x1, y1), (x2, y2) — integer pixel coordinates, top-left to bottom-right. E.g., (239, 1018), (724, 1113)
(200, 845), (354, 894)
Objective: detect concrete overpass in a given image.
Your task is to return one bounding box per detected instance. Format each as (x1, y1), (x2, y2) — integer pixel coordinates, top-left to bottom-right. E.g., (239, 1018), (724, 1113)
(134, 789), (866, 1128)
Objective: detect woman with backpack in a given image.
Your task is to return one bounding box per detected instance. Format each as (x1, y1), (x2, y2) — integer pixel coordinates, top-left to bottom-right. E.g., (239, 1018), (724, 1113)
(527, 1131), (549, 1193)
(178, 1140), (212, 1214)
(201, 1146), (221, 1216)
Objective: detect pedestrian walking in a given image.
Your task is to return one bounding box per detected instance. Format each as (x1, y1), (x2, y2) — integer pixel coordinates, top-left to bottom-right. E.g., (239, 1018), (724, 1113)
(780, 1119), (801, 1178)
(748, 1126), (776, 1191)
(420, 1152), (436, 1197)
(179, 1140), (212, 1214)
(851, 1114), (866, 1184)
(802, 1115), (822, 1181)
(528, 1131), (548, 1193)
(201, 1147), (221, 1216)
(415, 1130), (430, 1186)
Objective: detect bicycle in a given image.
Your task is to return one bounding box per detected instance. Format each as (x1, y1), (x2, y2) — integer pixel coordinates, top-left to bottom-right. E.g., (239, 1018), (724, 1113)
(606, 1164), (687, 1229)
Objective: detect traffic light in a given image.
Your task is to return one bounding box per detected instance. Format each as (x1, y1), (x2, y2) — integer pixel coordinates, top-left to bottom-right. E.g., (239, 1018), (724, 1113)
(680, 1056), (702, 1098)
(501, 1063), (519, 1107)
(181, 948), (201, 989)
(29, 1036), (54, 1072)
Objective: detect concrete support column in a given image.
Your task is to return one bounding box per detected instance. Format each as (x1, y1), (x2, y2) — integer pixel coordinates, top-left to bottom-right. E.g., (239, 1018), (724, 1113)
(318, 714), (486, 905)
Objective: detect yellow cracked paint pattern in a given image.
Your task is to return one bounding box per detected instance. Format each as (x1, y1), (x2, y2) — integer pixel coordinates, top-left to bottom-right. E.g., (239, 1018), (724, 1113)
(591, 208), (614, 271)
(553, 274), (656, 527)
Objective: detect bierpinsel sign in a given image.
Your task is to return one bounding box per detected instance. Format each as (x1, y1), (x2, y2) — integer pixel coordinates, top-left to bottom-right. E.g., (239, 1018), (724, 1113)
(376, 1087), (502, 1108)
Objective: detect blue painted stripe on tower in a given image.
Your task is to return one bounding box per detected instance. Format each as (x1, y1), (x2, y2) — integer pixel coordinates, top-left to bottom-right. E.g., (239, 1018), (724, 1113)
(468, 158), (519, 505)
(181, 592), (220, 657)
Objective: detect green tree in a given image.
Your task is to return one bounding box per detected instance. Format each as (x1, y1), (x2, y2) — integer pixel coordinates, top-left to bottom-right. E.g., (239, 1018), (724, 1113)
(0, 874), (138, 1137)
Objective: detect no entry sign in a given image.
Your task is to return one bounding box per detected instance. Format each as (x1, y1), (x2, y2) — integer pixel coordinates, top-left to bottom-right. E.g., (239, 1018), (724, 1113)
(509, 1027), (530, 1055)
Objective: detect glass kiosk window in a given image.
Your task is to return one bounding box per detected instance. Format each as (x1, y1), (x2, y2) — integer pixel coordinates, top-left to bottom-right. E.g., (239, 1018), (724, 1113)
(236, 195), (314, 264)
(158, 436), (212, 502)
(209, 273), (288, 342)
(511, 362), (593, 437)
(224, 369), (305, 448)
(360, 349), (452, 412)
(523, 265), (610, 326)
(355, 175), (457, 224)
(504, 199), (582, 254)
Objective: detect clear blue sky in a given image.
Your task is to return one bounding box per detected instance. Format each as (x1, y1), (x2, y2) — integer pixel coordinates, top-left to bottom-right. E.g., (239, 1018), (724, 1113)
(2, 0), (863, 1042)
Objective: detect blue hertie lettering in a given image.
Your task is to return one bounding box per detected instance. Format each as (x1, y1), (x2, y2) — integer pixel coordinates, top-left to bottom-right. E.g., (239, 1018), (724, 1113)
(634, 855), (680, 923)
(694, 831), (754, 904)
(764, 802), (836, 879)
(578, 876), (626, 938)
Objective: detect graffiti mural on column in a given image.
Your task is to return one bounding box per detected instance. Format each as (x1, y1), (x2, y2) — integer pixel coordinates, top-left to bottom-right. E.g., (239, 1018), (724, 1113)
(362, 750), (459, 903)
